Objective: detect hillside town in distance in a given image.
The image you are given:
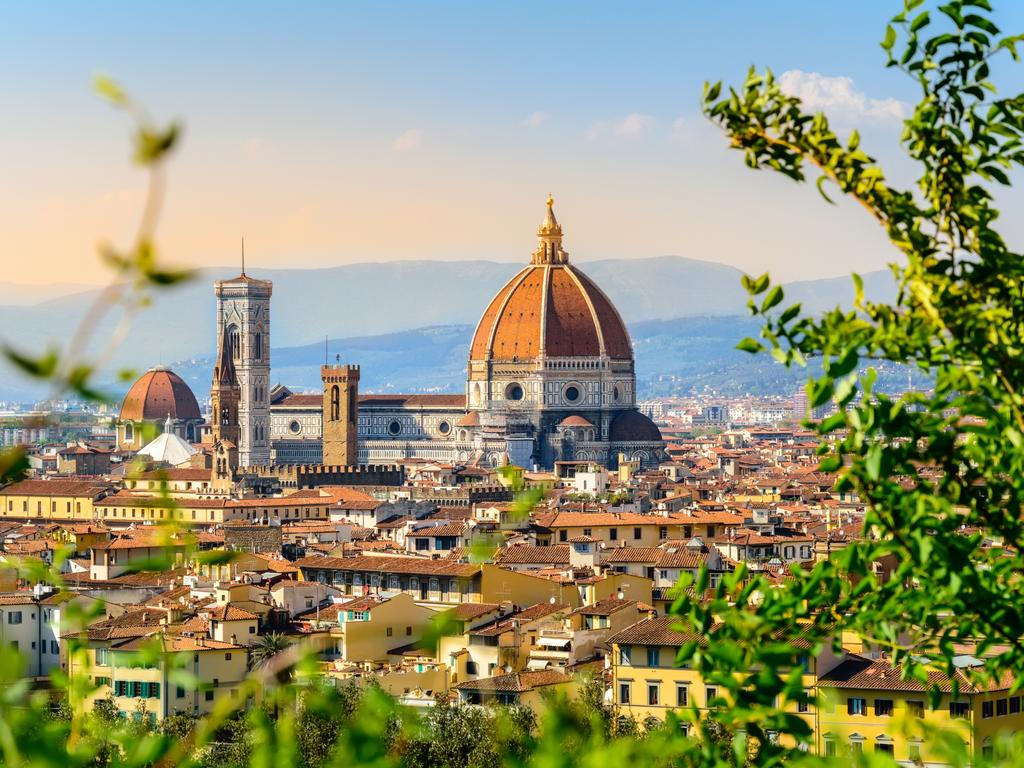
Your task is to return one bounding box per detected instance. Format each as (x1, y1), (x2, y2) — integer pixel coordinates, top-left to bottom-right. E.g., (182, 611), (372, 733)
(0, 200), (1014, 763)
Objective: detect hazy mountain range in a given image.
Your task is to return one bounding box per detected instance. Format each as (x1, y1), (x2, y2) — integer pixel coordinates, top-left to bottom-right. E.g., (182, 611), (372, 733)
(0, 256), (896, 402)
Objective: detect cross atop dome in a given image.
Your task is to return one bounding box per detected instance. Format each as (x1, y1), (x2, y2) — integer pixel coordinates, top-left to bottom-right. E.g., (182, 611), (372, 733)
(532, 194), (569, 265)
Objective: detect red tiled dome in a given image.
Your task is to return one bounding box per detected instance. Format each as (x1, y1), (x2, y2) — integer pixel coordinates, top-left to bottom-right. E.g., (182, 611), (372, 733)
(119, 367), (201, 422)
(470, 197), (632, 363)
(469, 264), (632, 362)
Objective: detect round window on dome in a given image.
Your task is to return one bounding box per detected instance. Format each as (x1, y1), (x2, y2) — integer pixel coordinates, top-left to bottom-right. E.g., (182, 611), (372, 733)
(438, 421), (451, 436)
(564, 385), (581, 404)
(288, 420), (301, 435)
(505, 383), (524, 401)
(388, 420), (402, 436)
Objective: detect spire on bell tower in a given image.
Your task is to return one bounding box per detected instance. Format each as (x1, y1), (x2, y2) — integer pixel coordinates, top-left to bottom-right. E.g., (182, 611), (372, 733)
(532, 194), (569, 265)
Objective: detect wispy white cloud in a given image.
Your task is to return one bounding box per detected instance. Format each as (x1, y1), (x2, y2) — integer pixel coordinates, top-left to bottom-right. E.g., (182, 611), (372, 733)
(585, 112), (657, 141)
(391, 128), (423, 153)
(778, 70), (908, 121)
(523, 111), (548, 128)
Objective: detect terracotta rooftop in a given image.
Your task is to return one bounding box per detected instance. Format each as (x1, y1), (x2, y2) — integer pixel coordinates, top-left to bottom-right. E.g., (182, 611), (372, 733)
(295, 554), (478, 578)
(453, 669), (572, 693)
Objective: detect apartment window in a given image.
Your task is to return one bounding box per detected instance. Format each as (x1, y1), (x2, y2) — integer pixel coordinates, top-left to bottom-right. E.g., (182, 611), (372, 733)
(114, 681), (127, 696)
(466, 661), (477, 675)
(619, 682), (631, 705)
(225, 653), (232, 661)
(7, 611), (22, 625)
(633, 527), (642, 540)
(647, 683), (660, 706)
(706, 525), (716, 538)
(559, 531), (567, 542)
(847, 697), (867, 716)
(797, 689), (810, 713)
(415, 538), (429, 551)
(96, 648), (109, 665)
(176, 686), (185, 698)
(205, 691), (214, 702)
(406, 626), (412, 636)
(823, 739), (836, 758)
(619, 646), (631, 665)
(997, 698), (1008, 716)
(1010, 696), (1021, 714)
(982, 700), (994, 718)
(609, 528), (618, 541)
(249, 626), (256, 634)
(875, 740), (894, 755)
(387, 627), (393, 637)
(583, 528), (592, 537)
(659, 526), (668, 540)
(874, 699), (893, 716)
(907, 700), (925, 718)
(646, 646), (659, 667)
(50, 640), (58, 655)
(950, 701), (970, 718)
(706, 686), (717, 706)
(850, 739), (864, 754)
(908, 742), (922, 763)
(676, 685), (688, 706)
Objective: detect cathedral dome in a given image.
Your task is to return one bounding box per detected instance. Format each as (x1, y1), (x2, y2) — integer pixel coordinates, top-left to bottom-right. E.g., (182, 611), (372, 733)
(609, 410), (663, 442)
(469, 197), (632, 363)
(119, 366), (202, 422)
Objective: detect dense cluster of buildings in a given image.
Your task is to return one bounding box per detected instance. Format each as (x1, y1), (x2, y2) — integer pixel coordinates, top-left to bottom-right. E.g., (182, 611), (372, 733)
(0, 200), (1012, 761)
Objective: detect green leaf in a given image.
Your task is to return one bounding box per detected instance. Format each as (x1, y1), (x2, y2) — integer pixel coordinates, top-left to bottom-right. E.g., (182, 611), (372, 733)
(736, 337), (764, 354)
(760, 285), (784, 312)
(93, 73), (127, 106)
(910, 10), (931, 32)
(882, 25), (897, 51)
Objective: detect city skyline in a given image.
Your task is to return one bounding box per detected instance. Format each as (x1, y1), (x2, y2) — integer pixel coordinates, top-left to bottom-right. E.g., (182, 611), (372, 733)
(7, 2), (1023, 286)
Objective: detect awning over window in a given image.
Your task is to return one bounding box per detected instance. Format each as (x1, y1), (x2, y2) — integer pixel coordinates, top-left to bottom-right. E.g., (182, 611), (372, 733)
(526, 658), (551, 670)
(537, 636), (571, 648)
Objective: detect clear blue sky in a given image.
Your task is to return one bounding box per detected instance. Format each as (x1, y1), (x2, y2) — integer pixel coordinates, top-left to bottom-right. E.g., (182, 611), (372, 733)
(3, 1), (1023, 285)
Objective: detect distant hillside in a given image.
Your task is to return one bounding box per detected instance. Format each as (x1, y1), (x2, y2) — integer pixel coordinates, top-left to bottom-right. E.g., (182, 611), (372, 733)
(168, 314), (923, 403)
(0, 256), (891, 401)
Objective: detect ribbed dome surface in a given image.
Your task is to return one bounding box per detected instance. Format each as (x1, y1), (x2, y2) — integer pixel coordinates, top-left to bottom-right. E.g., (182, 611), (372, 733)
(119, 367), (201, 421)
(469, 263), (632, 362)
(609, 410), (663, 442)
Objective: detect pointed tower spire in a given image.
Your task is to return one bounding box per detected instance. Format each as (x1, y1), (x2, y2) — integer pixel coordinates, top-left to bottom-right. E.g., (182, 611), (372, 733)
(532, 194), (568, 265)
(241, 236), (246, 277)
(214, 328), (238, 385)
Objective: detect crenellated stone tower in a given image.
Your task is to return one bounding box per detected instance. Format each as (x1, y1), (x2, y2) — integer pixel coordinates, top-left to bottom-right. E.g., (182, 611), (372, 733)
(214, 267), (272, 466)
(321, 363), (360, 466)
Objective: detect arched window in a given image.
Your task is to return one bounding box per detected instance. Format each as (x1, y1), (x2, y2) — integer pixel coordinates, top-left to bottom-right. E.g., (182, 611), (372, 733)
(124, 422), (134, 442)
(348, 385), (357, 424)
(330, 385), (340, 421)
(254, 332), (262, 360)
(227, 325), (240, 361)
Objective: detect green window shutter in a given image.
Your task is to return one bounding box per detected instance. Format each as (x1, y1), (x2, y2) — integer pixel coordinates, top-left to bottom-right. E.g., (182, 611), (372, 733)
(151, 682), (160, 699)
